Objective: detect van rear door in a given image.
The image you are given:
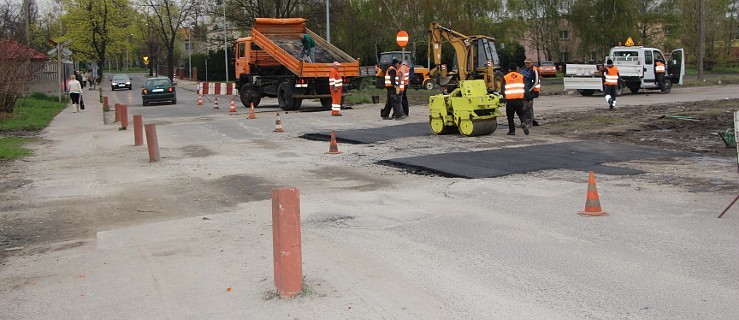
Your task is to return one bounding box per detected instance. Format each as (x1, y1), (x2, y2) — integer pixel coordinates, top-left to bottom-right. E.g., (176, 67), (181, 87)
(668, 49), (685, 85)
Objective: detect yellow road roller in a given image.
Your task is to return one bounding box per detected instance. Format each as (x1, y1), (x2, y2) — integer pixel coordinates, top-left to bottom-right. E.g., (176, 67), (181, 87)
(428, 79), (504, 137)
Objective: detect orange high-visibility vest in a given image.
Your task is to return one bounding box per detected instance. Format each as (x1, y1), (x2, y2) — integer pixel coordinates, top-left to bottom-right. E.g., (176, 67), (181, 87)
(504, 72), (525, 100)
(533, 66), (541, 92)
(384, 66), (398, 88)
(604, 66), (619, 86)
(655, 61), (665, 73)
(329, 68), (342, 90)
(398, 64), (410, 92)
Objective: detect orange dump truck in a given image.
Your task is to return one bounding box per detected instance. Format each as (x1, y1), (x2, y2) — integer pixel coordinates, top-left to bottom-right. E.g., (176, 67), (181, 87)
(234, 18), (360, 110)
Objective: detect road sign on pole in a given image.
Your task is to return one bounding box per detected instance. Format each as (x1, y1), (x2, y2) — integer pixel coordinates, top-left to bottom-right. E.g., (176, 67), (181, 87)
(396, 30), (409, 47)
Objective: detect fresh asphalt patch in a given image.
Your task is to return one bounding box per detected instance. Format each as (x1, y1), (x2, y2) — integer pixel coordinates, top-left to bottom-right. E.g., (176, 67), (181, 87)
(300, 121), (430, 144)
(380, 141), (691, 178)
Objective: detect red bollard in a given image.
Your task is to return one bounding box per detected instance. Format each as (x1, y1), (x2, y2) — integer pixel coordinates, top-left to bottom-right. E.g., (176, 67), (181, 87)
(133, 115), (143, 146)
(144, 124), (160, 162)
(103, 96), (108, 110)
(120, 104), (128, 130)
(114, 103), (120, 122)
(271, 188), (303, 299)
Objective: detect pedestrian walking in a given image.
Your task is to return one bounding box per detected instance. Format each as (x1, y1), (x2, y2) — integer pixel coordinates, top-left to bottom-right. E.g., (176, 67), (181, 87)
(380, 59), (405, 120)
(81, 72), (87, 89)
(655, 58), (666, 93)
(502, 63), (529, 135)
(520, 58), (540, 126)
(329, 61), (343, 116)
(68, 74), (83, 113)
(601, 59), (620, 110)
(300, 33), (316, 63)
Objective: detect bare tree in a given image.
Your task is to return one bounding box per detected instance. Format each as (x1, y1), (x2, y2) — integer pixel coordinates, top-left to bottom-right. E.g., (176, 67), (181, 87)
(0, 41), (44, 113)
(144, 0), (199, 80)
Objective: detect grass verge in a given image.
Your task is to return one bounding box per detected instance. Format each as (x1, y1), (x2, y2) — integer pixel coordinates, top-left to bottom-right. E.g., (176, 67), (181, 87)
(0, 137), (34, 160)
(0, 93), (66, 160)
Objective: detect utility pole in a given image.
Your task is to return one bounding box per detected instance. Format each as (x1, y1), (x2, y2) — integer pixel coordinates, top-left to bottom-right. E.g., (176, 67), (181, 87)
(223, 1), (228, 82)
(698, 0), (705, 79)
(326, 0), (330, 43)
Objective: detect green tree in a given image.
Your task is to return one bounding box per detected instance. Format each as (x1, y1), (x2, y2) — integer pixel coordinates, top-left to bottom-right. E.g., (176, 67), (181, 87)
(570, 0), (635, 60)
(61, 0), (135, 81)
(671, 0), (734, 69)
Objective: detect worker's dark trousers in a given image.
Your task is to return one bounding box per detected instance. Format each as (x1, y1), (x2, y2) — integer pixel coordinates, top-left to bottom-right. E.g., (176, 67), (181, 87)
(604, 85), (618, 104)
(506, 100), (527, 133)
(381, 88), (403, 118)
(400, 90), (409, 115)
(656, 73), (666, 92)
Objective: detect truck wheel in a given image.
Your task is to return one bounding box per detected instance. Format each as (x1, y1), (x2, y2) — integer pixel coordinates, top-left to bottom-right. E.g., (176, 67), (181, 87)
(240, 83), (261, 108)
(578, 90), (594, 96)
(423, 79), (435, 90)
(617, 81), (625, 96)
(278, 82), (302, 110)
(320, 98), (332, 109)
(359, 81), (369, 91)
(629, 86), (640, 94)
(663, 79), (672, 93)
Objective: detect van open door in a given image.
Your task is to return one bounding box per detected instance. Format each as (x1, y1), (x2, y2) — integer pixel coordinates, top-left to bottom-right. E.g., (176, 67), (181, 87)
(668, 48), (685, 85)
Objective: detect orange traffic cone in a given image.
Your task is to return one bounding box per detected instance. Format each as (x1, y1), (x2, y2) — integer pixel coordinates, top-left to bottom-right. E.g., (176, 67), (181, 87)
(248, 102), (256, 119)
(197, 94), (203, 105)
(578, 171), (608, 216)
(213, 97), (219, 109)
(273, 112), (284, 132)
(229, 99), (236, 112)
(326, 130), (342, 154)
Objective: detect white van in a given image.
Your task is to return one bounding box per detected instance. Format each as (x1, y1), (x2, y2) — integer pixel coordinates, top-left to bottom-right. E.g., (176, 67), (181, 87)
(564, 46), (685, 96)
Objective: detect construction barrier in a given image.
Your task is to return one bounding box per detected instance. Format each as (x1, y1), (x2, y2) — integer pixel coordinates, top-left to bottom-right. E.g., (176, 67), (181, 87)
(198, 82), (238, 96)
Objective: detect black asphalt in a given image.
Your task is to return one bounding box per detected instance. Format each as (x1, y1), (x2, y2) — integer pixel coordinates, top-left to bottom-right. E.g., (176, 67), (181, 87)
(301, 122), (430, 144)
(380, 141), (691, 178)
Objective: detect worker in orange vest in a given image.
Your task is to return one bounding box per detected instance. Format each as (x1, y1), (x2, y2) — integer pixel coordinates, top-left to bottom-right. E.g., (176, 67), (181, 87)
(329, 61), (343, 116)
(398, 60), (411, 116)
(521, 58), (540, 127)
(600, 59), (620, 110)
(502, 63), (529, 135)
(655, 58), (666, 93)
(380, 59), (405, 120)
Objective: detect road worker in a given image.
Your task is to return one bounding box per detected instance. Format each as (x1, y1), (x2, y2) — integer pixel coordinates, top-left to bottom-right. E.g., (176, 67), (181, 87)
(655, 58), (666, 93)
(502, 63), (529, 135)
(380, 59), (405, 120)
(329, 61), (343, 116)
(520, 58), (540, 127)
(399, 60), (411, 116)
(600, 59), (620, 110)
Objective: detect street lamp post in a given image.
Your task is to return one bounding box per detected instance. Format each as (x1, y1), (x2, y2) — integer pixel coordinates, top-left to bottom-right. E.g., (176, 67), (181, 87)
(125, 34), (133, 70)
(188, 28), (192, 80)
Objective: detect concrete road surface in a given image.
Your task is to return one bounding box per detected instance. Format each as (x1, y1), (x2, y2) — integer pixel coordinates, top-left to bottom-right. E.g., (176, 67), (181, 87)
(0, 82), (737, 319)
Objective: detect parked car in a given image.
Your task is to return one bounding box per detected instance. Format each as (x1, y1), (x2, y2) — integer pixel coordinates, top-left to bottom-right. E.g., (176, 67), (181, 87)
(539, 61), (557, 78)
(141, 77), (177, 106)
(111, 74), (132, 90)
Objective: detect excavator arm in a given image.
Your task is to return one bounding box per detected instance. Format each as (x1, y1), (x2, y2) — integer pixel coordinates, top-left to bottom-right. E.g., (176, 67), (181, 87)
(427, 22), (501, 92)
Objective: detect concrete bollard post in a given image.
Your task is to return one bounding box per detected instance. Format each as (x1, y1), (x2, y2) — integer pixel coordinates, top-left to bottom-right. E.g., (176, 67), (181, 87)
(120, 105), (128, 130)
(114, 103), (120, 122)
(144, 124), (160, 162)
(133, 115), (143, 146)
(271, 188), (303, 299)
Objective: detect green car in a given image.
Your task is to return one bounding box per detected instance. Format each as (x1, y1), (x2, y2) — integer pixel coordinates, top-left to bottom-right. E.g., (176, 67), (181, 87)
(141, 76), (177, 106)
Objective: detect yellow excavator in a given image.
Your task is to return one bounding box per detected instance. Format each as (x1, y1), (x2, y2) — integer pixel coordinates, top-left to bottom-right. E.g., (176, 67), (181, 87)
(427, 22), (505, 136)
(427, 22), (503, 93)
